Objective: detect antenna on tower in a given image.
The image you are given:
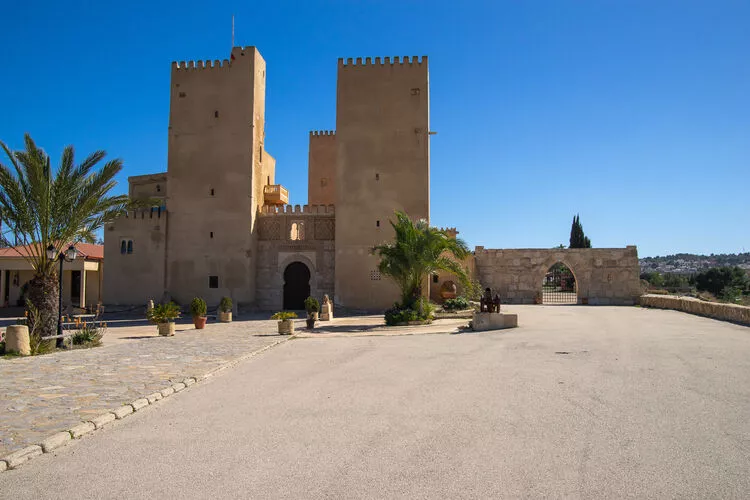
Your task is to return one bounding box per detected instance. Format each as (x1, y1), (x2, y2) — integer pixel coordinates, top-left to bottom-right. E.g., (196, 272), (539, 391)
(231, 14), (235, 47)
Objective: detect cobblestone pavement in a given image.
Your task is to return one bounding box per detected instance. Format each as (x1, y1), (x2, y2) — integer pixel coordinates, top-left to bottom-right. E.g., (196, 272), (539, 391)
(0, 314), (286, 456)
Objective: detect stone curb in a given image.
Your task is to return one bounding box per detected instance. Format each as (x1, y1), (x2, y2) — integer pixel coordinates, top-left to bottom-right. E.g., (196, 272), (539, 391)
(0, 335), (291, 473)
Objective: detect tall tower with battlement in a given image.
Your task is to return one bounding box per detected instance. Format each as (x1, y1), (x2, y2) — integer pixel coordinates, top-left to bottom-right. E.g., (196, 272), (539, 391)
(165, 46), (269, 305)
(334, 56), (430, 309)
(308, 130), (337, 205)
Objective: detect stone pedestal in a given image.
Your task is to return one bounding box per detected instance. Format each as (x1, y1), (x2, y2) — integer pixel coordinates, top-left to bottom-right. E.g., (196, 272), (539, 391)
(471, 312), (518, 332)
(6, 325), (31, 355)
(320, 303), (333, 321)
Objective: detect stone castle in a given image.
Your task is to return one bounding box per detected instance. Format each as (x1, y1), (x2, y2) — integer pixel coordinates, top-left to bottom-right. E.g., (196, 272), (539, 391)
(104, 46), (641, 310)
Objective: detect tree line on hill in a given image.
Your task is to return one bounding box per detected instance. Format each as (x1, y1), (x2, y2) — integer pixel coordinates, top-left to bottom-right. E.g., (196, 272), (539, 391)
(642, 266), (750, 304)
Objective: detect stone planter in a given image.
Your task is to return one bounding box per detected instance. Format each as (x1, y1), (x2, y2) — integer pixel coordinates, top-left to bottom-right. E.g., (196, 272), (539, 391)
(219, 311), (232, 323)
(5, 324), (30, 355)
(157, 322), (175, 337)
(278, 319), (294, 335)
(193, 316), (207, 329)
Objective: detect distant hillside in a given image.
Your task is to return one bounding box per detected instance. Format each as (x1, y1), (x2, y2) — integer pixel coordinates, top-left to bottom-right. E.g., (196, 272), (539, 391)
(640, 253), (750, 275)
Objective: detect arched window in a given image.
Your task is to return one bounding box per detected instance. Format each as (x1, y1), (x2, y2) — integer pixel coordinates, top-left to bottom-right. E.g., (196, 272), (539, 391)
(290, 221), (305, 241)
(120, 240), (127, 254)
(127, 240), (133, 254)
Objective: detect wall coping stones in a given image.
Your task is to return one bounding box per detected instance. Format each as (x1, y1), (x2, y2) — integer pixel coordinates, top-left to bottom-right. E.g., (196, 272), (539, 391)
(113, 405), (135, 419)
(640, 294), (750, 326)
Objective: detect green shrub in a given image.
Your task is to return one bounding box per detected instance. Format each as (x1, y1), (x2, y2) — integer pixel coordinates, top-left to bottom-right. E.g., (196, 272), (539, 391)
(443, 296), (470, 311)
(190, 297), (207, 317)
(304, 296), (320, 313)
(384, 299), (434, 326)
(271, 311), (298, 321)
(146, 302), (181, 323)
(219, 296), (233, 313)
(71, 323), (105, 347)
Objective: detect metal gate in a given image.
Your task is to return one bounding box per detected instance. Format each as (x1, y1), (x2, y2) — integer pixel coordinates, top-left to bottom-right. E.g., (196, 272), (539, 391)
(542, 263), (577, 304)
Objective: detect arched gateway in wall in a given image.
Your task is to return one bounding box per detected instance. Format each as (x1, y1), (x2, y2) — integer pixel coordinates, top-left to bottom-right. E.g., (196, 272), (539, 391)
(283, 262), (311, 310)
(541, 262), (578, 304)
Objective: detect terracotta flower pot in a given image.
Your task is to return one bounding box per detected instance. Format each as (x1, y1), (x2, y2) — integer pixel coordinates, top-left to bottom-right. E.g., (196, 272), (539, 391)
(193, 316), (207, 329)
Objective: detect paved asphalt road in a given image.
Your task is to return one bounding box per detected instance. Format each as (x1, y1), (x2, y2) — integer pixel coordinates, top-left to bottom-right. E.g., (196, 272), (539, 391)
(2, 306), (749, 498)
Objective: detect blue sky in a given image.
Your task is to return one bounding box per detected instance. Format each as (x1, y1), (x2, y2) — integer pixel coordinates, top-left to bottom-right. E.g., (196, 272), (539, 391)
(1, 0), (748, 257)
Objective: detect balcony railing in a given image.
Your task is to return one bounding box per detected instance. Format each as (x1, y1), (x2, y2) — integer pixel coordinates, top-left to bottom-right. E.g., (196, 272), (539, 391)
(263, 184), (289, 205)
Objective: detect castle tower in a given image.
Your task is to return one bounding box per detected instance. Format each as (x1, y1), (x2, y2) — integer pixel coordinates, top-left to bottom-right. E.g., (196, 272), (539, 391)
(307, 130), (336, 205)
(165, 46), (268, 305)
(334, 56), (430, 309)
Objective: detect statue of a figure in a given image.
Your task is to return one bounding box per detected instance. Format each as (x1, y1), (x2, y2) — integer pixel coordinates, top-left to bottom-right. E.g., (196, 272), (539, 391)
(480, 288), (501, 313)
(321, 294), (333, 321)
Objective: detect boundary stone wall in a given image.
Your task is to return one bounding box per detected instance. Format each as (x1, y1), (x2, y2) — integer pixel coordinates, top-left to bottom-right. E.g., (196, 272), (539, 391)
(474, 246), (641, 305)
(640, 294), (750, 326)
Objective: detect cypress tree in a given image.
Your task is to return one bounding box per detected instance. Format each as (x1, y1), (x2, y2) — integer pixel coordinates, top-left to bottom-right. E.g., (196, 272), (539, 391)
(569, 214), (592, 248)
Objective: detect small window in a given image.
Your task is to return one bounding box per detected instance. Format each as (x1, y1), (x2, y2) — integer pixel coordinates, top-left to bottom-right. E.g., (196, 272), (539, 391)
(214, 110), (219, 118)
(210, 188), (215, 196)
(209, 276), (219, 288)
(375, 173), (379, 181)
(370, 270), (382, 281)
(127, 240), (133, 254)
(411, 88), (420, 96)
(321, 178), (328, 187)
(376, 220), (380, 227)
(290, 221), (305, 241)
(267, 176), (270, 185)
(432, 274), (439, 284)
(210, 232), (214, 239)
(179, 92), (187, 98)
(156, 184), (161, 192)
(120, 240), (127, 254)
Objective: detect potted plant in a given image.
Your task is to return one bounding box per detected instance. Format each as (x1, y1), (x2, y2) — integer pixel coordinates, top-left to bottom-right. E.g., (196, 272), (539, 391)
(218, 296), (232, 322)
(304, 296), (320, 329)
(271, 311), (297, 335)
(190, 297), (208, 329)
(146, 302), (181, 336)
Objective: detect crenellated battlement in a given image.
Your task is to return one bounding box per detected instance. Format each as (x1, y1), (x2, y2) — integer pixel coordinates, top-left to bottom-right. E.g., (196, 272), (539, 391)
(172, 59), (232, 71)
(440, 227), (459, 239)
(310, 130), (336, 137)
(120, 207), (167, 219)
(259, 204), (335, 215)
(338, 56), (427, 69)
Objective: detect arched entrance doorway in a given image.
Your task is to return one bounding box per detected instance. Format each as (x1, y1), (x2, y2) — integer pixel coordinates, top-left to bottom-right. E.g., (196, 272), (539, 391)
(283, 262), (311, 310)
(542, 262), (577, 304)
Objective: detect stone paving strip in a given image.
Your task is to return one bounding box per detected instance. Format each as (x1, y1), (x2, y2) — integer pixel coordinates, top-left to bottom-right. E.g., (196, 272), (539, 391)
(0, 314), (289, 466)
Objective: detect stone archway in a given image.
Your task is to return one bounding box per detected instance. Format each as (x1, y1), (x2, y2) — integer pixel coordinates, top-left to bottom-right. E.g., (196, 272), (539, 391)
(541, 261), (578, 304)
(283, 262), (311, 310)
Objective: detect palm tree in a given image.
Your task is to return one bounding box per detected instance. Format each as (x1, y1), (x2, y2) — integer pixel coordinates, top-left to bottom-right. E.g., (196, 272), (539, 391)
(373, 211), (471, 308)
(0, 134), (129, 337)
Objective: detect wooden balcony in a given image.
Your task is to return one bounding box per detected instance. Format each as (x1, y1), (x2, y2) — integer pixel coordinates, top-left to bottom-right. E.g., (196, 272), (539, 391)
(263, 184), (289, 205)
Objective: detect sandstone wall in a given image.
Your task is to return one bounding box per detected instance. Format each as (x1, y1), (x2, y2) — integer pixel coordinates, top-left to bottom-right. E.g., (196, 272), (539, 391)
(334, 56), (430, 311)
(166, 46), (267, 306)
(308, 131), (336, 206)
(103, 209), (167, 305)
(255, 205), (335, 311)
(640, 294), (750, 326)
(474, 246), (641, 305)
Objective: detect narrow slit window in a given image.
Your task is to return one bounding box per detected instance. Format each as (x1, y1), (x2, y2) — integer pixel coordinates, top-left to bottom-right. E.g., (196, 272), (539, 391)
(375, 173), (380, 181)
(126, 240), (133, 254)
(376, 220), (380, 227)
(120, 240), (127, 255)
(210, 188), (215, 196)
(210, 232), (214, 239)
(214, 110), (219, 118)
